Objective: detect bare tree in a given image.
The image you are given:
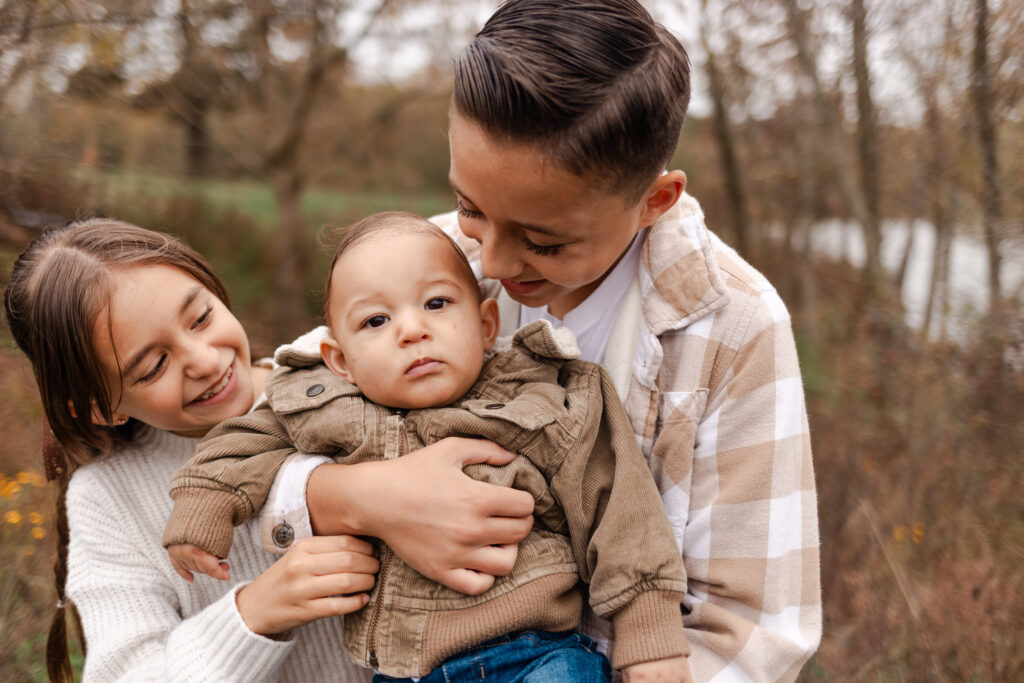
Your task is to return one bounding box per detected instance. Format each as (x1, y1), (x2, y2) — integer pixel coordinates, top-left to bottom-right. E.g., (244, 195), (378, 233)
(698, 0), (751, 257)
(850, 0), (883, 286)
(970, 0), (1003, 313)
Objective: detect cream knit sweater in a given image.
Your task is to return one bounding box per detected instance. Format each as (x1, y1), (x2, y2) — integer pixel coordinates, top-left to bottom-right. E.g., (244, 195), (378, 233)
(66, 425), (370, 682)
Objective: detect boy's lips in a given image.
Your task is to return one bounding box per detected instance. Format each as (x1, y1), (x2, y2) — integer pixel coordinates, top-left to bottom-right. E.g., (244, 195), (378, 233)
(500, 278), (546, 295)
(405, 358), (443, 378)
(191, 363), (235, 405)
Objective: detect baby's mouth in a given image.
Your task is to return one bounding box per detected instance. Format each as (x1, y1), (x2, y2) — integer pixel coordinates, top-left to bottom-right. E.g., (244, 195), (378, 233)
(406, 358), (442, 377)
(196, 365), (233, 402)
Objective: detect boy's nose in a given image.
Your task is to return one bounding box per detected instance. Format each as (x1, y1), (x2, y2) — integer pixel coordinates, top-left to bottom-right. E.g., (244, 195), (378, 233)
(478, 229), (524, 281)
(397, 312), (430, 346)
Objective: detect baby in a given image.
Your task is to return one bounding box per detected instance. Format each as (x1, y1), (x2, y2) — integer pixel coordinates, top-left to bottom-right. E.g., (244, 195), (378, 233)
(163, 212), (689, 681)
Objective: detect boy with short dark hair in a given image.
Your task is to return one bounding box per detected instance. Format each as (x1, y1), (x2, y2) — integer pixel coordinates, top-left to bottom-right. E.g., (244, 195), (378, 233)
(265, 2), (822, 680)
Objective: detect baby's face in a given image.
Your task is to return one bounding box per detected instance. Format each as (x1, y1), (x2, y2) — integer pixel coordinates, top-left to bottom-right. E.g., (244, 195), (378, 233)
(321, 232), (498, 410)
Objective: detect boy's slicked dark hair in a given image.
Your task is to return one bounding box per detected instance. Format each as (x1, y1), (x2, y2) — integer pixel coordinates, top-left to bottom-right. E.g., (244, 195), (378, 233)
(453, 0), (691, 202)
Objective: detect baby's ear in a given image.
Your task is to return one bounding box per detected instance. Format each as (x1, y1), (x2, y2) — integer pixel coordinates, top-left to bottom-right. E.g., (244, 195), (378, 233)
(320, 337), (355, 384)
(479, 298), (500, 350)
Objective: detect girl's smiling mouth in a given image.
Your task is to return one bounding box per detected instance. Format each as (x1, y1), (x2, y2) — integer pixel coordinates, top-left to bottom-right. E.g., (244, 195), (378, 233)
(192, 363), (235, 404)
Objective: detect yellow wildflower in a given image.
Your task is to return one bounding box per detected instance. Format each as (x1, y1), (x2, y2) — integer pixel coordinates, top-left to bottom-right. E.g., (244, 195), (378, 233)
(16, 471), (31, 484)
(5, 510), (23, 525)
(29, 512), (44, 525)
(912, 522), (924, 544)
(31, 526), (46, 540)
(893, 525), (907, 542)
(1, 480), (20, 498)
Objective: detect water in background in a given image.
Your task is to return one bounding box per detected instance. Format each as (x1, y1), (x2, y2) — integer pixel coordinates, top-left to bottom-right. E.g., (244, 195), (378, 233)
(807, 219), (1024, 341)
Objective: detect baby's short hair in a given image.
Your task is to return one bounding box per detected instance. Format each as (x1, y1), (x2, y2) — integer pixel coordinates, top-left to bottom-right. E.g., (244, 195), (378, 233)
(324, 212), (481, 322)
(453, 0), (691, 203)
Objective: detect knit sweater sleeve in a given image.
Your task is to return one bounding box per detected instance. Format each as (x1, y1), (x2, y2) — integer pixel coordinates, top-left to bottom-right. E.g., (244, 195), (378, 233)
(550, 364), (690, 670)
(66, 461), (295, 682)
(163, 402), (298, 557)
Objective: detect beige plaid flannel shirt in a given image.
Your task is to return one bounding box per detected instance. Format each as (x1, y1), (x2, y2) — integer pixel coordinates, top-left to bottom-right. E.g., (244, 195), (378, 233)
(434, 192), (822, 681)
(259, 192), (821, 681)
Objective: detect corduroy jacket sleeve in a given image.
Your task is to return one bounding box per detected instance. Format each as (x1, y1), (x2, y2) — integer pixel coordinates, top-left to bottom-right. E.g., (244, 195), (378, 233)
(548, 362), (690, 670)
(163, 402), (298, 558)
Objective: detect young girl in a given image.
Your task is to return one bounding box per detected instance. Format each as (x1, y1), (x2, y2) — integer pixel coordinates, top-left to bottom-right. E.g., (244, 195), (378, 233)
(4, 219), (533, 682)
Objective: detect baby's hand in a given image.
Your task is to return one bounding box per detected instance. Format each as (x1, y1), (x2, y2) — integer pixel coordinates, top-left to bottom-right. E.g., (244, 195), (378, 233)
(622, 655), (692, 683)
(168, 543), (231, 582)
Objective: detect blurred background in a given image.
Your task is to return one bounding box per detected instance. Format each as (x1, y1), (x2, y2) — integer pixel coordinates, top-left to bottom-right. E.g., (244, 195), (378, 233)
(1, 0), (1021, 680)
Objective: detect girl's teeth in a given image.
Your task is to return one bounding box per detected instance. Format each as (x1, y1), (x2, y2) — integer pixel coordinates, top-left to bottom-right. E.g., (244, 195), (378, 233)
(199, 366), (232, 401)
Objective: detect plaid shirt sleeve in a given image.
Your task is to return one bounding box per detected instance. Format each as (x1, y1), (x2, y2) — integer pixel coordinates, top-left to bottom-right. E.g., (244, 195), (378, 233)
(642, 247), (821, 682)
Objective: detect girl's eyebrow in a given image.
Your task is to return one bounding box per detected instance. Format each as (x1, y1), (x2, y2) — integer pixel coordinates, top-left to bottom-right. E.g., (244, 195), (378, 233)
(123, 286), (203, 377)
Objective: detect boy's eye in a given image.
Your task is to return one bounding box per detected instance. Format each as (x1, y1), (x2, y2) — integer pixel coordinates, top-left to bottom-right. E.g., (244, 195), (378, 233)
(138, 354), (167, 383)
(455, 198), (483, 220)
(425, 297), (450, 311)
(521, 236), (562, 256)
(362, 315), (389, 329)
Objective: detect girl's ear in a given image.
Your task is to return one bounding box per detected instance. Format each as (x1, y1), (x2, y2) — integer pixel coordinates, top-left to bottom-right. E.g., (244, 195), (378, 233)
(479, 298), (500, 351)
(68, 401), (128, 427)
(638, 170), (687, 227)
(321, 337), (356, 384)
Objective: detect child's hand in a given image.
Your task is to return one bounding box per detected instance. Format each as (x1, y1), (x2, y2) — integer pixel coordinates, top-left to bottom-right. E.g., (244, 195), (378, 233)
(236, 535), (379, 635)
(168, 543), (231, 582)
(622, 656), (692, 683)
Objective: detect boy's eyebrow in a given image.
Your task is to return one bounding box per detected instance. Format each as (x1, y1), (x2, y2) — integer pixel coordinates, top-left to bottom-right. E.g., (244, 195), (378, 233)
(123, 286), (203, 378)
(448, 178), (565, 238)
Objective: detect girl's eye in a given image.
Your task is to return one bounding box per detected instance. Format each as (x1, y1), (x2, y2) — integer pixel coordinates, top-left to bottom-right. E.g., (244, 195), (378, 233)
(455, 198), (483, 220)
(138, 354), (167, 383)
(362, 315), (389, 329)
(425, 297), (450, 311)
(522, 237), (562, 256)
(192, 306), (213, 329)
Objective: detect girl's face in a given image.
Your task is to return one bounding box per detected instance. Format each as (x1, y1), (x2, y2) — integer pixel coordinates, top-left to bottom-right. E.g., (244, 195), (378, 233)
(447, 111), (684, 318)
(92, 264), (255, 437)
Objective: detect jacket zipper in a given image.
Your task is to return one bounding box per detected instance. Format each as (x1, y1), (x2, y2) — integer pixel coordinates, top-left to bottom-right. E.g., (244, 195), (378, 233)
(366, 545), (393, 669)
(367, 414), (409, 670)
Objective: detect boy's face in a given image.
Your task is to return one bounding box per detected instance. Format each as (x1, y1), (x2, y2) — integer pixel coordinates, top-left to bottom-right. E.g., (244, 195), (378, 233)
(448, 111), (685, 318)
(321, 232), (499, 410)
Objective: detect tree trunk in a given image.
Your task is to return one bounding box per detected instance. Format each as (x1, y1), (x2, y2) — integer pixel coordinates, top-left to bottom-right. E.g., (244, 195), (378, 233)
(184, 96), (209, 178)
(270, 168), (310, 340)
(971, 0), (1003, 312)
(699, 1), (750, 257)
(851, 0), (884, 287)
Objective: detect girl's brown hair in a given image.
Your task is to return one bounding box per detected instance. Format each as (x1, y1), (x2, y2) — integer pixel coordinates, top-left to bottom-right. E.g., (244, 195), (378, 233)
(3, 218), (230, 682)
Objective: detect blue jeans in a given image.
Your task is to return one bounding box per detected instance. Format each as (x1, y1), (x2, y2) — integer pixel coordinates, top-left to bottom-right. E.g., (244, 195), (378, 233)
(372, 629), (611, 682)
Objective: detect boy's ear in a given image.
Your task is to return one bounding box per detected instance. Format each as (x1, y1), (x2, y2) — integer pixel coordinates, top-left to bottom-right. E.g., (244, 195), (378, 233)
(638, 170), (687, 227)
(479, 298), (500, 350)
(320, 337), (356, 384)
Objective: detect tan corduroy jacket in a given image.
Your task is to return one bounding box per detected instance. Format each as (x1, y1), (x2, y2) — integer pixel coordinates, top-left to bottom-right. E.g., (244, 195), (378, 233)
(164, 320), (688, 677)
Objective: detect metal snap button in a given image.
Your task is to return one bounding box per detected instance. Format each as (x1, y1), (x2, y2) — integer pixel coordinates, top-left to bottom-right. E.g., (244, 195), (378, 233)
(306, 384), (325, 397)
(485, 403), (505, 410)
(272, 523), (294, 548)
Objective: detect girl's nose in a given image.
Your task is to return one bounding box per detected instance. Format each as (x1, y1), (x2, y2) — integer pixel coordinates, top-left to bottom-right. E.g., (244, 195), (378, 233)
(183, 338), (220, 378)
